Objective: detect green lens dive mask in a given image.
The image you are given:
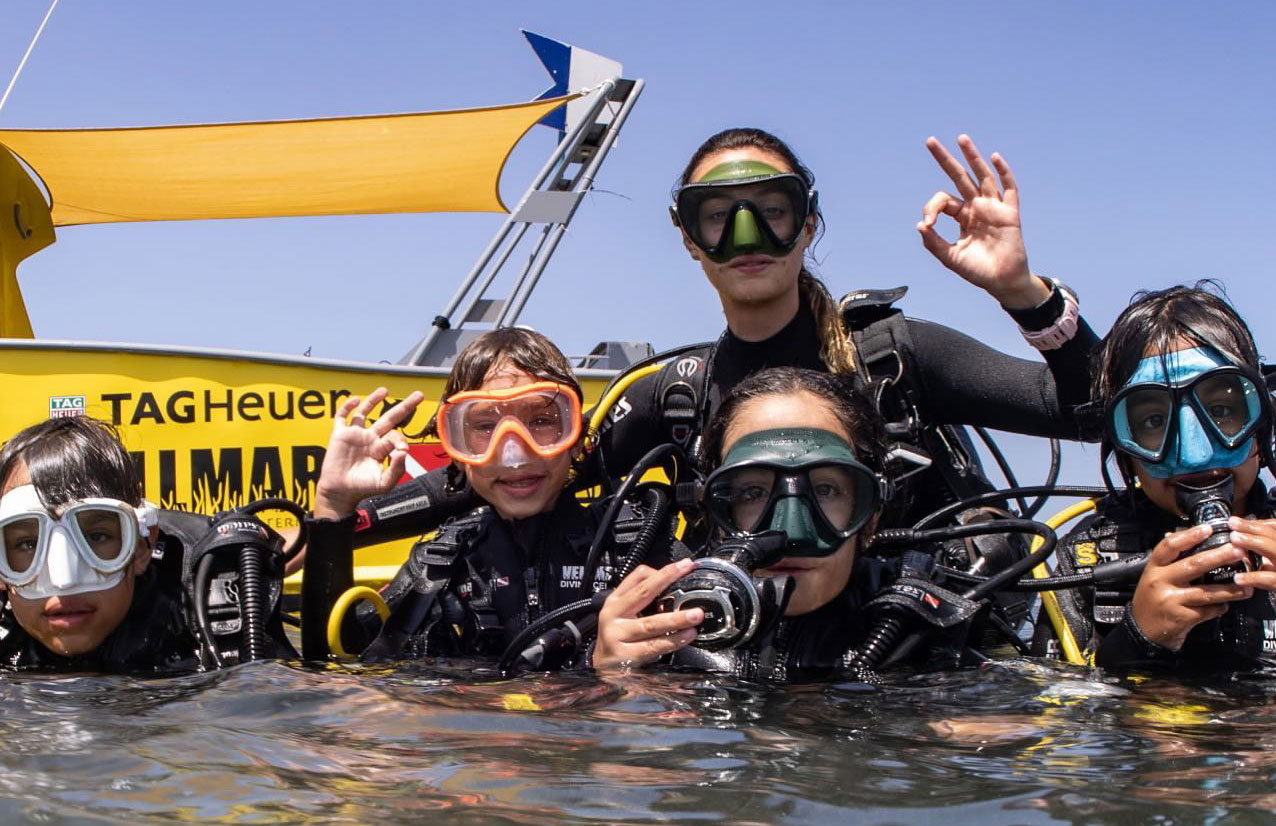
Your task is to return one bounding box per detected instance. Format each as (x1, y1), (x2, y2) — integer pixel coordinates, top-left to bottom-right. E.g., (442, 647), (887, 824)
(672, 160), (817, 264)
(704, 427), (884, 557)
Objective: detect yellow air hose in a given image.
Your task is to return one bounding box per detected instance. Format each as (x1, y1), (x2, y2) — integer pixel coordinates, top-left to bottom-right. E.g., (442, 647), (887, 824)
(586, 362), (664, 446)
(1030, 498), (1098, 666)
(327, 586), (390, 661)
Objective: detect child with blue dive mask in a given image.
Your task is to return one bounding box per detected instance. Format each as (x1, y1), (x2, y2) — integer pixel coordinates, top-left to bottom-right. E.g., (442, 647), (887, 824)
(0, 417), (199, 671)
(593, 367), (898, 679)
(1034, 285), (1276, 672)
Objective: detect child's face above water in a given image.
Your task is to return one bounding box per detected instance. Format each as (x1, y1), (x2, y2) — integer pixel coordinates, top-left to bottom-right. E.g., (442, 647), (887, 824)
(457, 361), (577, 521)
(1, 462), (151, 657)
(1119, 339), (1263, 517)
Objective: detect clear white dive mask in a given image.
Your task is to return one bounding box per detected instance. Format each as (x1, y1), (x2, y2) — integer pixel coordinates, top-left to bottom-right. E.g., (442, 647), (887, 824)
(0, 485), (157, 599)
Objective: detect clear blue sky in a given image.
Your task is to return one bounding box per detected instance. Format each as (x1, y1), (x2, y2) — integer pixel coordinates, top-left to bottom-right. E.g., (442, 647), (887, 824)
(4, 1), (1274, 489)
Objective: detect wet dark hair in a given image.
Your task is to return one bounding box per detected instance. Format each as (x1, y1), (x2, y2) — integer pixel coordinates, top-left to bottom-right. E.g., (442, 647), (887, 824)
(1094, 281), (1261, 408)
(0, 417), (143, 508)
(1093, 281), (1275, 487)
(702, 367), (888, 474)
(426, 327), (585, 490)
(426, 327), (583, 438)
(676, 128), (858, 376)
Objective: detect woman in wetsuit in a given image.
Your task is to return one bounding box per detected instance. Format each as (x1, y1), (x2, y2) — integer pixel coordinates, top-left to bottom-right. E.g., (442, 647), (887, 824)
(1035, 285), (1276, 672)
(301, 328), (681, 663)
(595, 129), (1098, 517)
(594, 367), (918, 680)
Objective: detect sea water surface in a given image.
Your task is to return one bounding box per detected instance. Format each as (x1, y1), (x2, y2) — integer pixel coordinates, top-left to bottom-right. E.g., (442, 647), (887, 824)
(2, 658), (1275, 825)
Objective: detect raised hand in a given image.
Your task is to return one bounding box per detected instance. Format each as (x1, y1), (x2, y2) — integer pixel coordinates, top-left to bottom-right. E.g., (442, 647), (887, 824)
(1129, 524), (1253, 652)
(313, 387), (425, 519)
(918, 134), (1047, 310)
(593, 559), (703, 669)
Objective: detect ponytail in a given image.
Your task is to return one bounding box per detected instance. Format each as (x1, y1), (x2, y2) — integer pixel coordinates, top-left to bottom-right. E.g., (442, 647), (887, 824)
(799, 270), (857, 375)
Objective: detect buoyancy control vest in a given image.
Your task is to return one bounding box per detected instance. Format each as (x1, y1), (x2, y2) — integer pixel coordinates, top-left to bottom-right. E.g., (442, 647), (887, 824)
(356, 494), (681, 665)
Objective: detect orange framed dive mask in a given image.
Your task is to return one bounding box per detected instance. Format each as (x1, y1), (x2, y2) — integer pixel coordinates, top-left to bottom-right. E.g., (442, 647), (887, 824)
(436, 381), (583, 467)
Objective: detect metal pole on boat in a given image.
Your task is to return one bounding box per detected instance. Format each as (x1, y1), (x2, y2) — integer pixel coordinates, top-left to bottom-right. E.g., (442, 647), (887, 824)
(497, 78), (645, 327)
(402, 80), (616, 366)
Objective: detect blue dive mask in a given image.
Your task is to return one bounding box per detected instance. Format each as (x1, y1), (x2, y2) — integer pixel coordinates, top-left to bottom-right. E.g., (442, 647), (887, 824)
(1107, 346), (1264, 479)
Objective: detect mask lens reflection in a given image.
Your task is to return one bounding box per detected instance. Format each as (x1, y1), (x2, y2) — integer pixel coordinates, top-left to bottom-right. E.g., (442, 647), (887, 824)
(1193, 373), (1259, 440)
(713, 464), (862, 533)
(807, 465), (859, 531)
(74, 509), (126, 561)
(721, 467), (775, 533)
(2, 516), (41, 575)
(1117, 388), (1172, 455)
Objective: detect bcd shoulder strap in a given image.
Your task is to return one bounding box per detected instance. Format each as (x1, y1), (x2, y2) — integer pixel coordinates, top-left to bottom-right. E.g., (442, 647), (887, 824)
(362, 507), (491, 661)
(841, 286), (992, 504)
(655, 344), (714, 456)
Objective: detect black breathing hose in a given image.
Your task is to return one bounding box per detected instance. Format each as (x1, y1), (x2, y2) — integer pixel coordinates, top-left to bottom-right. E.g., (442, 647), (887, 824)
(238, 544), (268, 663)
(579, 442), (688, 598)
(1027, 438), (1064, 519)
(497, 591), (610, 677)
(613, 485), (672, 583)
(970, 429), (1064, 521)
(193, 553), (225, 670)
(972, 426), (1030, 516)
(938, 552), (1149, 593)
(851, 612), (908, 671)
(912, 484), (1108, 531)
(870, 517), (1058, 600)
(852, 518), (1058, 671)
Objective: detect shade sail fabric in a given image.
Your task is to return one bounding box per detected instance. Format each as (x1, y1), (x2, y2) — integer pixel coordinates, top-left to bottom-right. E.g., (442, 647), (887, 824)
(0, 95), (573, 227)
(0, 146), (55, 336)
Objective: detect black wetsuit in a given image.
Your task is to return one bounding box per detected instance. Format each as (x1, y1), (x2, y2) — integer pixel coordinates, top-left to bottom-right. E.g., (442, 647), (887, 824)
(305, 495), (684, 663)
(0, 524), (202, 673)
(1033, 488), (1276, 672)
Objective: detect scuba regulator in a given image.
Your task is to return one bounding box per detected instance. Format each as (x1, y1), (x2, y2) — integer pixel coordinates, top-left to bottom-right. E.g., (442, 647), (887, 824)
(653, 531), (792, 651)
(1175, 475), (1248, 584)
(183, 498), (303, 668)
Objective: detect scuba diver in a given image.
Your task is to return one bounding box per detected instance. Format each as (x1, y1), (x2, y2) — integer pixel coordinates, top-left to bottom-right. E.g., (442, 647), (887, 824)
(1033, 284), (1276, 672)
(0, 416), (294, 672)
(593, 367), (1048, 680)
(594, 128), (1098, 521)
(301, 327), (685, 665)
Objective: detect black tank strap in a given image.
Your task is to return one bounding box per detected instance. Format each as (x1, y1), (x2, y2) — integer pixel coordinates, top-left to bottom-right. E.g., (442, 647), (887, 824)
(362, 508), (489, 661)
(655, 345), (714, 456)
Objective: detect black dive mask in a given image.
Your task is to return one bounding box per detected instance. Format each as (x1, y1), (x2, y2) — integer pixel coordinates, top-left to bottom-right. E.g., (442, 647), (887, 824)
(672, 161), (817, 264)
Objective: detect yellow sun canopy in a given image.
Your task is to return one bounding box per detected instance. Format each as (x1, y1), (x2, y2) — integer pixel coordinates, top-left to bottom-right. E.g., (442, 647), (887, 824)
(0, 95), (573, 227)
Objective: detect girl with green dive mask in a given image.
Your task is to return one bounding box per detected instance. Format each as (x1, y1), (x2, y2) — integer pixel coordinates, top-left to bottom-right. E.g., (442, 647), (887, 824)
(1035, 285), (1276, 672)
(593, 367), (894, 675)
